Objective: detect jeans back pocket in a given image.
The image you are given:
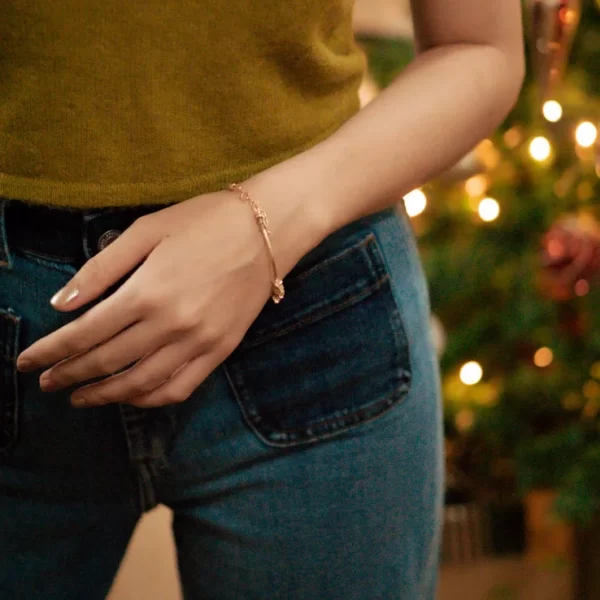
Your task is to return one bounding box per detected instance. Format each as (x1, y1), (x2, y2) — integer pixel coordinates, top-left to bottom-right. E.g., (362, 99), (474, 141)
(0, 308), (21, 452)
(224, 230), (412, 448)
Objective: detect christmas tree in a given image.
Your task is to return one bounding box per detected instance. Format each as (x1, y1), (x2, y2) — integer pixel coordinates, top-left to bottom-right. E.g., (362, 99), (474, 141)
(359, 0), (600, 525)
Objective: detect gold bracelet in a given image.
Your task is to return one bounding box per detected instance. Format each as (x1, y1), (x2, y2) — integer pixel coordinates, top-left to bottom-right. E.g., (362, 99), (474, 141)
(229, 183), (285, 304)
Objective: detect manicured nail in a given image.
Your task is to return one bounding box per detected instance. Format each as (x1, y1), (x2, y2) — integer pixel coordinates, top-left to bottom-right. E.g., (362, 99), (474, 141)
(51, 287), (79, 308)
(71, 396), (89, 408)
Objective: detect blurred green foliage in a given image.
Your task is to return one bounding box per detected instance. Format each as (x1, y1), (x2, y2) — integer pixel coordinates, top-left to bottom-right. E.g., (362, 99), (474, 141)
(361, 1), (600, 525)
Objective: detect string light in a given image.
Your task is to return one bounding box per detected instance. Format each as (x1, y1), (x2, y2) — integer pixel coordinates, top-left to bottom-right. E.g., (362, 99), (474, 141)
(460, 361), (483, 385)
(542, 100), (563, 122)
(503, 127), (523, 149)
(465, 174), (489, 198)
(583, 380), (600, 401)
(529, 136), (552, 161)
(478, 197), (500, 222)
(575, 121), (597, 147)
(591, 362), (600, 380)
(477, 139), (501, 170)
(403, 189), (427, 217)
(534, 347), (554, 368)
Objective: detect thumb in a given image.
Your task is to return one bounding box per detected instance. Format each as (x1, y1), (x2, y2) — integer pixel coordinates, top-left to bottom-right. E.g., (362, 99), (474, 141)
(50, 218), (160, 311)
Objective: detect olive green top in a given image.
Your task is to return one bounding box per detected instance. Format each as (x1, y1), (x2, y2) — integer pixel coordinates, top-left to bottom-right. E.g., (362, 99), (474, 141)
(0, 1), (364, 207)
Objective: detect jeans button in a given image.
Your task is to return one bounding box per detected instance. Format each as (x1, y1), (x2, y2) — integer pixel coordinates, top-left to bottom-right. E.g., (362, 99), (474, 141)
(97, 229), (122, 251)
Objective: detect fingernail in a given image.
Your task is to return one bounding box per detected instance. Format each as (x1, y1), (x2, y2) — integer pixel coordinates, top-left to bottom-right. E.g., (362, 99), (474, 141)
(71, 396), (89, 408)
(39, 372), (57, 392)
(51, 287), (79, 308)
(17, 357), (33, 371)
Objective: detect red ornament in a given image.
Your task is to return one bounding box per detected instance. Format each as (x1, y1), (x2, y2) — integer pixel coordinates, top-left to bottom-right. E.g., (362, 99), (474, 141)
(540, 216), (600, 301)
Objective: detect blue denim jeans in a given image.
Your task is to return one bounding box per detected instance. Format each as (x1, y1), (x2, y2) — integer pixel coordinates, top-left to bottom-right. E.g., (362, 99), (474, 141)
(0, 201), (443, 599)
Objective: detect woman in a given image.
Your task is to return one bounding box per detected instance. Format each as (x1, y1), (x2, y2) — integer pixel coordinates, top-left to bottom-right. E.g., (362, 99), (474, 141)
(0, 2), (523, 599)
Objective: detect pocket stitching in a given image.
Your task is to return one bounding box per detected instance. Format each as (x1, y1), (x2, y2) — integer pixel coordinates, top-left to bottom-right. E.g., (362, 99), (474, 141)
(16, 249), (78, 276)
(240, 234), (386, 348)
(225, 362), (411, 448)
(242, 362), (411, 436)
(242, 275), (389, 349)
(225, 231), (413, 448)
(292, 234), (375, 282)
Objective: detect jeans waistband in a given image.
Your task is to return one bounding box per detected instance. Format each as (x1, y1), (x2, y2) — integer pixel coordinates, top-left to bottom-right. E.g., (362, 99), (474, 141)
(0, 199), (170, 268)
(0, 197), (398, 272)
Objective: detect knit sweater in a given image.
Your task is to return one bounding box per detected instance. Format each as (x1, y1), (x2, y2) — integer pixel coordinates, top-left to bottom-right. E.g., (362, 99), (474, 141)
(0, 1), (364, 207)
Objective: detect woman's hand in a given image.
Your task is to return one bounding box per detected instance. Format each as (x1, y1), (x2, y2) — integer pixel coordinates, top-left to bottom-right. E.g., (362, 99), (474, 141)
(16, 181), (325, 408)
(13, 0), (526, 409)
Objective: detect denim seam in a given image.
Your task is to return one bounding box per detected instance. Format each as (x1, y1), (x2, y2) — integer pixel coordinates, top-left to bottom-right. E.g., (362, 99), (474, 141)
(18, 247), (75, 264)
(225, 362), (411, 448)
(0, 200), (12, 269)
(0, 308), (21, 452)
(15, 249), (79, 277)
(247, 281), (410, 437)
(245, 371), (412, 436)
(370, 212), (421, 370)
(241, 235), (385, 347)
(224, 230), (413, 448)
(368, 224), (414, 406)
(82, 214), (94, 261)
(293, 234), (374, 282)
(242, 275), (389, 349)
(0, 311), (19, 322)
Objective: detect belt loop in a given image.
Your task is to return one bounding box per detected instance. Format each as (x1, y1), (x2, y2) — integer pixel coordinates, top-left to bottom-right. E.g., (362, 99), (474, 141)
(82, 211), (100, 262)
(82, 213), (92, 262)
(0, 200), (12, 270)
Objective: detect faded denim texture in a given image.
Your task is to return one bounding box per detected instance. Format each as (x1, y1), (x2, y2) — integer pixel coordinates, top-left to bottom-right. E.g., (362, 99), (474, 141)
(0, 200), (443, 599)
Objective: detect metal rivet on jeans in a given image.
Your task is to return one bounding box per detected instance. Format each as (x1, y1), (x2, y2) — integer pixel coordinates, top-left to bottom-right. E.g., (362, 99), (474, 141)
(97, 229), (122, 251)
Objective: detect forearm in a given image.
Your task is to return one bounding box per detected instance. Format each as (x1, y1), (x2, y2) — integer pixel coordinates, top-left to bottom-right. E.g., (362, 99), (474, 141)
(316, 42), (524, 230)
(250, 42), (524, 276)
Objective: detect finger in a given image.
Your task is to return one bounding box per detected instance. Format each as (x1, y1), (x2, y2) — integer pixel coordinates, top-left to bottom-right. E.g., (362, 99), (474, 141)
(39, 319), (166, 391)
(49, 216), (160, 311)
(17, 283), (139, 371)
(70, 336), (203, 407)
(126, 351), (220, 408)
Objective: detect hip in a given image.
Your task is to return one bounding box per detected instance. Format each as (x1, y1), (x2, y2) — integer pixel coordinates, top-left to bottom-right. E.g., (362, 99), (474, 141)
(0, 199), (440, 453)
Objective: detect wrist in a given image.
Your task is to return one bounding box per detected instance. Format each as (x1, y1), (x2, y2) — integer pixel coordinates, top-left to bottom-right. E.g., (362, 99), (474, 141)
(242, 153), (337, 278)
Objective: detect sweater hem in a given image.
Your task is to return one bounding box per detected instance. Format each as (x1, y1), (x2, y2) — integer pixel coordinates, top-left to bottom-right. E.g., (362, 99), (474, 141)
(0, 108), (358, 209)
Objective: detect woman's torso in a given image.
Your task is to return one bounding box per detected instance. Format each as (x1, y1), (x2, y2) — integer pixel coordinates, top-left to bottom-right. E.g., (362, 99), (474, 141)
(0, 0), (365, 208)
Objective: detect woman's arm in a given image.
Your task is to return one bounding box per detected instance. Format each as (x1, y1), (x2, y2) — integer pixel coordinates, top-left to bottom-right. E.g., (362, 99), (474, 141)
(252, 0), (525, 275)
(16, 1), (525, 407)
